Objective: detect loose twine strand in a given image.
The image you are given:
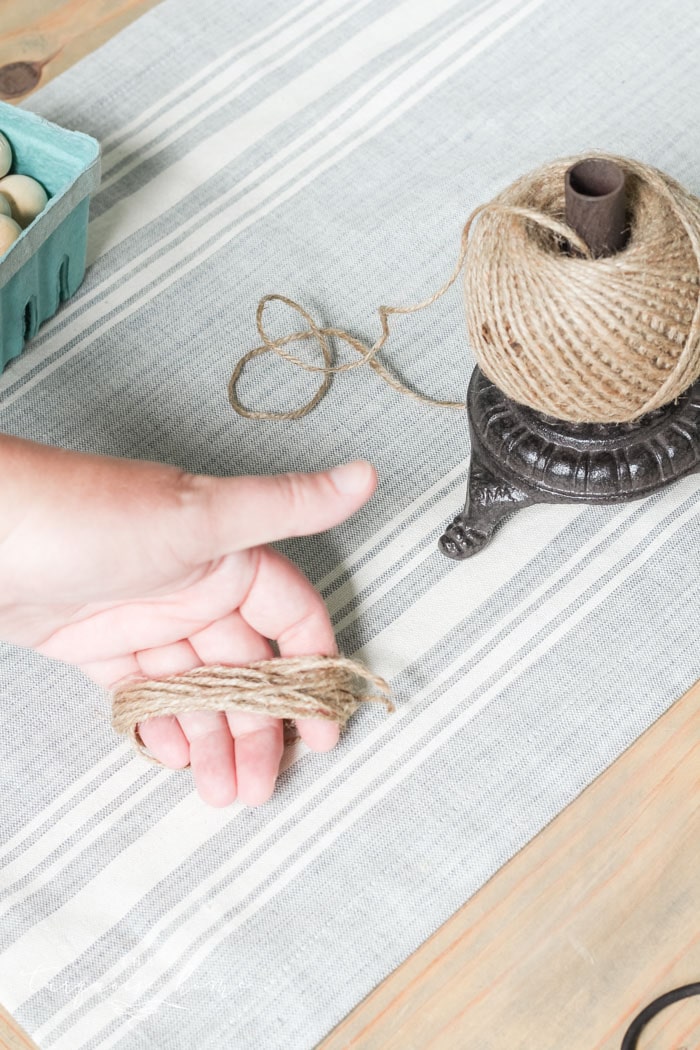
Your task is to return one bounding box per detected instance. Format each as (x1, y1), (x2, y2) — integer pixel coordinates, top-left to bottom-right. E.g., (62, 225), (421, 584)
(227, 203), (592, 420)
(112, 656), (394, 766)
(228, 153), (700, 423)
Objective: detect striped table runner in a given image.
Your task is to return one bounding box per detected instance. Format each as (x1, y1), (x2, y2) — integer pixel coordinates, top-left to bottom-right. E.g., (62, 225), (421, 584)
(1, 0), (699, 1046)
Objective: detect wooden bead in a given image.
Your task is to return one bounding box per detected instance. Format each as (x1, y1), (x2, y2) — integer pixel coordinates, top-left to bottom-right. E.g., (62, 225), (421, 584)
(0, 173), (48, 228)
(0, 131), (11, 178)
(0, 214), (21, 255)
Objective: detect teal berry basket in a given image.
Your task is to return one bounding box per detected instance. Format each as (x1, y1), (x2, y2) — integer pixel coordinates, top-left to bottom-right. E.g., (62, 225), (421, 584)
(0, 100), (101, 372)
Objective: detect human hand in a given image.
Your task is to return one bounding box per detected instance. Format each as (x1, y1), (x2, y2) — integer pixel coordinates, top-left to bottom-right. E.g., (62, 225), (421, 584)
(0, 435), (376, 806)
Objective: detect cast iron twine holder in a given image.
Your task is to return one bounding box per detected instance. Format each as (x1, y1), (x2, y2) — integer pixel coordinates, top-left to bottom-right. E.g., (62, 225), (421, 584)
(439, 158), (700, 560)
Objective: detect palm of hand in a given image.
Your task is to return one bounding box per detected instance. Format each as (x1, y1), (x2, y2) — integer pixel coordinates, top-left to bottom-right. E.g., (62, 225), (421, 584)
(0, 440), (374, 806)
(40, 549), (338, 807)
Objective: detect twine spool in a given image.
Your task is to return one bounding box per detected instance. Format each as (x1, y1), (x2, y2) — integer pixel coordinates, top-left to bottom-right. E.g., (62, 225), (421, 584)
(228, 153), (700, 424)
(112, 655), (394, 766)
(465, 155), (700, 422)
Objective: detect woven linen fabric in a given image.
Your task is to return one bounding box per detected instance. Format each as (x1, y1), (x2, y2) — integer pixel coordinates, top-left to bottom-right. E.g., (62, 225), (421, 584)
(1, 0), (700, 1047)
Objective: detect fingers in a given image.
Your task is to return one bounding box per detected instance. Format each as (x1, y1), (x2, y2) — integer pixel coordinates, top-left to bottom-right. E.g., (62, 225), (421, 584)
(178, 711), (238, 807)
(81, 648), (191, 769)
(222, 711), (283, 807)
(79, 540), (347, 803)
(240, 546), (341, 753)
(80, 653), (141, 688)
(38, 551), (258, 663)
(189, 611), (283, 806)
(189, 609), (272, 665)
(136, 715), (190, 769)
(295, 716), (340, 752)
(134, 631), (242, 806)
(136, 638), (200, 678)
(182, 460), (377, 561)
(132, 640), (198, 770)
(240, 546), (336, 653)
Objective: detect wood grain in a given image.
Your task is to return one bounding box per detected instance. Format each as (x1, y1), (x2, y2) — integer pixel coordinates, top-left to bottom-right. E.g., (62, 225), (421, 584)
(0, 0), (163, 102)
(319, 679), (700, 1050)
(0, 1004), (39, 1050)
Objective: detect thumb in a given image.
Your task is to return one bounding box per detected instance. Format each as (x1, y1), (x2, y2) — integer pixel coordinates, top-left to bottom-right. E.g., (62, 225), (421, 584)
(182, 460), (377, 559)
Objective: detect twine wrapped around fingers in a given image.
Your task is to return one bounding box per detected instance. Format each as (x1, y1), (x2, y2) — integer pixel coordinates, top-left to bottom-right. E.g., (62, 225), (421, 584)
(228, 153), (700, 424)
(112, 655), (394, 766)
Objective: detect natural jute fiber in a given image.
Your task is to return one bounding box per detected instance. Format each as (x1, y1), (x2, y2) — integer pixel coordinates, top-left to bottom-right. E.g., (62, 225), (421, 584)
(228, 153), (700, 423)
(112, 656), (394, 765)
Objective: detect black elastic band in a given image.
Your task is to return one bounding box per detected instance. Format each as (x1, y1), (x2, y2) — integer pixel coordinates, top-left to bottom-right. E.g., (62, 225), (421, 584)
(621, 983), (700, 1050)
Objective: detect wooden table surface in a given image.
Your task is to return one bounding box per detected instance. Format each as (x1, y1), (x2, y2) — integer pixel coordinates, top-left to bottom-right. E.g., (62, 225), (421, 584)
(1, 6), (699, 1050)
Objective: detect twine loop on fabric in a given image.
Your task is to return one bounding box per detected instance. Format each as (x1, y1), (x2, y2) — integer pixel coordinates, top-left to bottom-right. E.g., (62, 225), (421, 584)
(228, 153), (700, 424)
(228, 285), (468, 418)
(112, 655), (394, 766)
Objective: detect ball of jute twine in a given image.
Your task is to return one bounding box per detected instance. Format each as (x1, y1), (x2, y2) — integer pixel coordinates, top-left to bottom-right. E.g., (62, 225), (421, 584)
(228, 152), (700, 423)
(112, 656), (394, 766)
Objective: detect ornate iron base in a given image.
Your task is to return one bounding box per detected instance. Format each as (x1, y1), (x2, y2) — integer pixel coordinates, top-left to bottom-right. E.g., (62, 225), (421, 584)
(439, 368), (700, 560)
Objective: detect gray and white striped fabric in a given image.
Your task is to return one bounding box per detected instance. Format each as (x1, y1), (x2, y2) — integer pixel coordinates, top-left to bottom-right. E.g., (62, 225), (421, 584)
(1, 1), (699, 1047)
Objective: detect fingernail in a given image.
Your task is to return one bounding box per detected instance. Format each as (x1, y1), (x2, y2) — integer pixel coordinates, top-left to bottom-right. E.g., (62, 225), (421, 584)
(329, 460), (374, 494)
